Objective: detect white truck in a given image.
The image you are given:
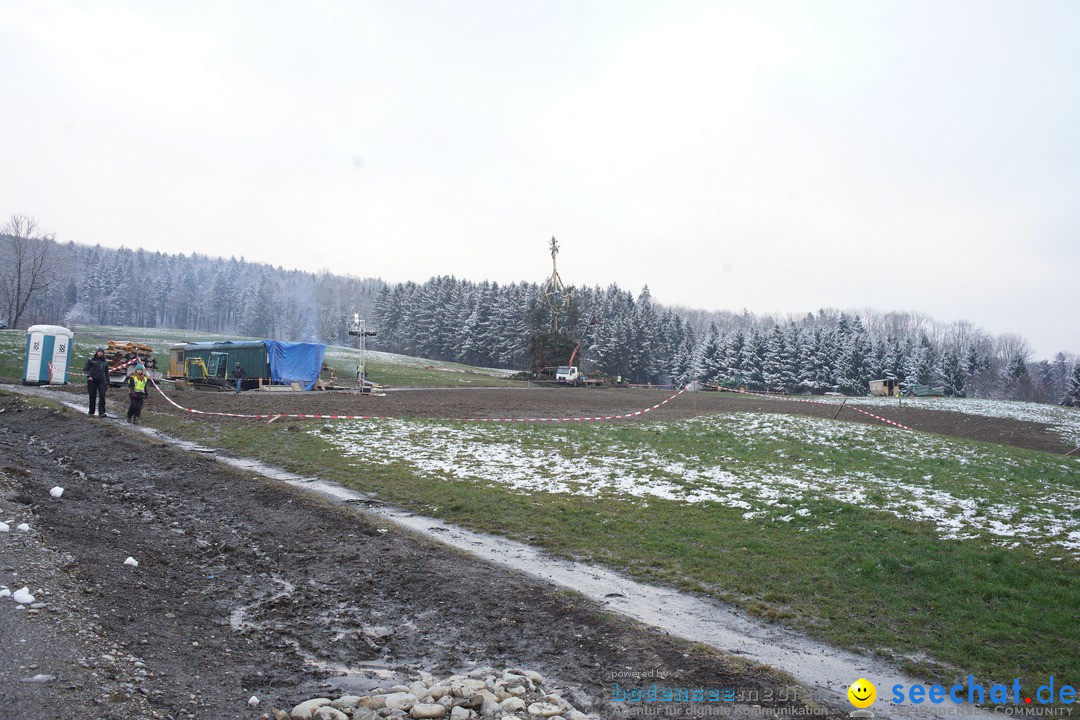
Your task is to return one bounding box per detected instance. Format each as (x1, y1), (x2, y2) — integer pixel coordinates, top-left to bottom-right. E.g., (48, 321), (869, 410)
(555, 365), (580, 384)
(555, 366), (605, 386)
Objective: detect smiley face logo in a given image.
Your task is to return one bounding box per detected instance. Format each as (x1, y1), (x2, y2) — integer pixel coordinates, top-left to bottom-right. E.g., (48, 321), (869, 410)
(848, 678), (876, 708)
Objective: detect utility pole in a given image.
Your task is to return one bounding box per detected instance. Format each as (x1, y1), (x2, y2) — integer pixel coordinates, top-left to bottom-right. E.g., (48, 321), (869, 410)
(347, 313), (377, 393)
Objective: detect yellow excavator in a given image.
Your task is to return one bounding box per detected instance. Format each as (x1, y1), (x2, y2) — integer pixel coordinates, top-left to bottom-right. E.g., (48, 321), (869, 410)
(183, 357), (228, 391)
(184, 357), (208, 378)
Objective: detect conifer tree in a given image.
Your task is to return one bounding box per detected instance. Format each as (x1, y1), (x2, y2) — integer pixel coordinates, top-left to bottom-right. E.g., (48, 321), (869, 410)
(942, 349), (966, 397)
(724, 329), (746, 377)
(1061, 362), (1080, 407)
(744, 330), (766, 388)
(697, 323), (722, 383)
(763, 324), (786, 391)
(781, 322), (802, 392)
(798, 327), (821, 393)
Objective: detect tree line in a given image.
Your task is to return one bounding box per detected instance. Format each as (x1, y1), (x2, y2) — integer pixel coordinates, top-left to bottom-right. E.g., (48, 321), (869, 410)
(1, 217), (382, 343)
(373, 277), (1080, 405)
(3, 216), (1078, 405)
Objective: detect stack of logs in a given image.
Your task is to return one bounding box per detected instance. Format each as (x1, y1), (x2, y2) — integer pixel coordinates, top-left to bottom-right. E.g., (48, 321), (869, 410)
(105, 340), (157, 373)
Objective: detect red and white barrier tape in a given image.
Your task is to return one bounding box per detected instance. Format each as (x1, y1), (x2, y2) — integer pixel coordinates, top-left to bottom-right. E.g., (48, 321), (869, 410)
(150, 377), (687, 424)
(465, 388), (686, 422)
(724, 387), (912, 431)
(109, 356), (140, 374)
(149, 377), (907, 431)
(836, 403), (912, 430)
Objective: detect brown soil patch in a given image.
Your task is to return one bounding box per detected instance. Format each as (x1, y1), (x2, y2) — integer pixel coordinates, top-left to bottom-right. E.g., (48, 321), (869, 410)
(121, 383), (1077, 455)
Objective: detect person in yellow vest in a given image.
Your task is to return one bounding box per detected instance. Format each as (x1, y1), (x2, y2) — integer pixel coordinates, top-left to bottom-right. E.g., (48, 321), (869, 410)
(126, 363), (150, 424)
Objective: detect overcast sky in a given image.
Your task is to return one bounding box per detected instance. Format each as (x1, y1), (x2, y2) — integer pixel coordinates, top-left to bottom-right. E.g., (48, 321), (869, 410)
(3, 1), (1077, 358)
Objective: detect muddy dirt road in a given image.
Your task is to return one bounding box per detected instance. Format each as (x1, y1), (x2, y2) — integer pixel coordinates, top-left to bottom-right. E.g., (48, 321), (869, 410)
(0, 391), (841, 720)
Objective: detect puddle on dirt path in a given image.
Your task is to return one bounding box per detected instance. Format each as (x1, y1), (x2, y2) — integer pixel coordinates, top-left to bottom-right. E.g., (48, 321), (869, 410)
(6, 385), (995, 720)
(301, 656), (405, 695)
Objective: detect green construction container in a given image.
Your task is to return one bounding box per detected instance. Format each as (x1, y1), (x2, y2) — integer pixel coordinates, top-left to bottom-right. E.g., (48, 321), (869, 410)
(180, 341), (270, 381)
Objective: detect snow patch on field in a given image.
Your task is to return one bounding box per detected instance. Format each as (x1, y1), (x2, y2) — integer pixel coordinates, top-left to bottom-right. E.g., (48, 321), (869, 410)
(321, 346), (515, 376)
(316, 413), (1080, 558)
(816, 395), (1080, 446)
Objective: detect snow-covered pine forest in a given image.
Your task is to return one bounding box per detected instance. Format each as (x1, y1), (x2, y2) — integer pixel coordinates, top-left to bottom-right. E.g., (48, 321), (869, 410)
(5, 238), (1080, 405)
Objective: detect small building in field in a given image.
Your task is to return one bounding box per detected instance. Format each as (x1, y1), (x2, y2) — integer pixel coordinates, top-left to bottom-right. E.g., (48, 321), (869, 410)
(869, 378), (901, 397)
(168, 340), (326, 390)
(168, 343), (188, 379)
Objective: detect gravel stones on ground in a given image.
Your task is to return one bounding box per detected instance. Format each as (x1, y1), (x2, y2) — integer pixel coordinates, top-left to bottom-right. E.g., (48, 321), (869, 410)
(277, 667), (594, 720)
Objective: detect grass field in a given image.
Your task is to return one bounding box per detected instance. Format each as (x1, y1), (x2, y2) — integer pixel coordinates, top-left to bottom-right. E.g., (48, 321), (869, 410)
(143, 407), (1080, 694)
(0, 326), (520, 388)
(4, 325), (1078, 699)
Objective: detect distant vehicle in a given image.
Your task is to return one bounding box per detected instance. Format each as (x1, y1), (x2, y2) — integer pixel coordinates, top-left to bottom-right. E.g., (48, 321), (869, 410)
(0, 322), (7, 329)
(548, 321), (609, 388)
(720, 375), (750, 392)
(179, 356), (231, 391)
(555, 365), (580, 384)
(554, 365), (605, 387)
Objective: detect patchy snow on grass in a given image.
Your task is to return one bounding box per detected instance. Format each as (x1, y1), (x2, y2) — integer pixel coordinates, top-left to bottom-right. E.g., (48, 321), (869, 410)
(316, 412), (1080, 558)
(69, 326), (225, 348)
(322, 346), (516, 377)
(322, 418), (731, 502)
(815, 395), (1080, 447)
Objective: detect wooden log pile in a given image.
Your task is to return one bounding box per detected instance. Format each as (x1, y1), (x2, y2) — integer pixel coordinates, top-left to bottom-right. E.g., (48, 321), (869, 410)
(105, 340), (158, 372)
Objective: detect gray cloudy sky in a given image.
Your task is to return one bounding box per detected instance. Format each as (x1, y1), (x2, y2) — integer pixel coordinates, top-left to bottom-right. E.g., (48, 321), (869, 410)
(3, 1), (1077, 358)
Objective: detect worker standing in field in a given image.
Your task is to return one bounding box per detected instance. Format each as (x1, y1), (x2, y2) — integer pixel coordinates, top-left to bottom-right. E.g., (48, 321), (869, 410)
(233, 362), (245, 393)
(126, 364), (149, 424)
(83, 347), (109, 417)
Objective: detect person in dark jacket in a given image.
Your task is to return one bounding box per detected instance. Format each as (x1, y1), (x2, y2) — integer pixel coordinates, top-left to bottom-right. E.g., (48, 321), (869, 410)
(83, 347), (109, 417)
(126, 363), (150, 423)
(233, 362), (245, 393)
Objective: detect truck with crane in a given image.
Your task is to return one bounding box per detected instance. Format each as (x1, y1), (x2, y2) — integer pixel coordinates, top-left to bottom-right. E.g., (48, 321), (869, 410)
(554, 320), (605, 386)
(534, 239), (607, 387)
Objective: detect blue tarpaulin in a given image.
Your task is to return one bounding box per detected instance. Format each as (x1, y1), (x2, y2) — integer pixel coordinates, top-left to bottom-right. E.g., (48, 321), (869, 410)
(263, 340), (326, 391)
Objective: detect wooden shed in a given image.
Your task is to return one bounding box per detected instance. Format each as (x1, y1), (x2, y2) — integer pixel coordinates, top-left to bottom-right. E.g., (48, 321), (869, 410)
(869, 378), (901, 397)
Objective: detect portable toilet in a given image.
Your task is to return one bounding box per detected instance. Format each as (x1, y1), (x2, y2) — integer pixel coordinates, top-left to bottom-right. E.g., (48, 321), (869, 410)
(24, 325), (74, 385)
